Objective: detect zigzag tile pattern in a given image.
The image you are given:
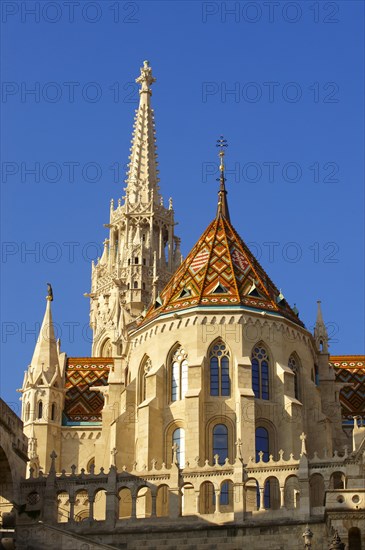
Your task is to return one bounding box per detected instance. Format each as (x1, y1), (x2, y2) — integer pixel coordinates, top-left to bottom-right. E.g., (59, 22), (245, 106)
(331, 356), (365, 419)
(142, 213), (303, 326)
(63, 357), (112, 423)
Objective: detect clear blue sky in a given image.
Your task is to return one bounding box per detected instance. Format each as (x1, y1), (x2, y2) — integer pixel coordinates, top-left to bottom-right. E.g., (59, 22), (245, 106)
(1, 1), (364, 412)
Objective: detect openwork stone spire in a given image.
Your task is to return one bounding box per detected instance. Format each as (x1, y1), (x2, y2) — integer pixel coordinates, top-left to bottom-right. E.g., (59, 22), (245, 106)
(89, 61), (182, 356)
(125, 60), (161, 206)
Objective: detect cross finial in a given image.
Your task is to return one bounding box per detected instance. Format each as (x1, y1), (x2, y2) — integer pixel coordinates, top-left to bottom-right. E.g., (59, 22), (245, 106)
(215, 136), (230, 221)
(136, 60), (156, 94)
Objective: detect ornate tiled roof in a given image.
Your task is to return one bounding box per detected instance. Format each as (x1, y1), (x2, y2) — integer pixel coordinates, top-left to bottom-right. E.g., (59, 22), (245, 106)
(142, 212), (303, 327)
(331, 355), (365, 420)
(63, 358), (112, 425)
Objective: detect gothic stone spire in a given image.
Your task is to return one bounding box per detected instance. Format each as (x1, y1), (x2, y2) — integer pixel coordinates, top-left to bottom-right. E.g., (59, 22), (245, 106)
(125, 60), (160, 206)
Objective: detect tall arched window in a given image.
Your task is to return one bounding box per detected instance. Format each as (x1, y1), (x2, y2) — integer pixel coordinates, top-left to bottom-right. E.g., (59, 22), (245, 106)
(25, 402), (30, 422)
(139, 357), (151, 404)
(37, 401), (43, 420)
(288, 354), (300, 400)
(172, 428), (185, 467)
(51, 403), (56, 421)
(255, 427), (270, 507)
(209, 341), (230, 396)
(101, 338), (112, 358)
(213, 424), (229, 505)
(251, 344), (269, 400)
(170, 346), (188, 402)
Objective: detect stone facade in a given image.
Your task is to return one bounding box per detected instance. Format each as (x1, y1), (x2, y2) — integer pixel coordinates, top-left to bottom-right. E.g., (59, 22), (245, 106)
(10, 61), (365, 549)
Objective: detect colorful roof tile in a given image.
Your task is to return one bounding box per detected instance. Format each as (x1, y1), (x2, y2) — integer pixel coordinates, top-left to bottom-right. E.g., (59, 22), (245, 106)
(142, 211), (303, 326)
(331, 355), (365, 420)
(63, 357), (112, 424)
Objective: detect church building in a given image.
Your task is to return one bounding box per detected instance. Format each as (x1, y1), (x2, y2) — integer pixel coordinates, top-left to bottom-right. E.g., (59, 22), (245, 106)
(9, 61), (365, 550)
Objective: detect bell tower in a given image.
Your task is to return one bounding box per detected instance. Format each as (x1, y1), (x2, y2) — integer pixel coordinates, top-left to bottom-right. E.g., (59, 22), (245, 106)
(88, 61), (182, 357)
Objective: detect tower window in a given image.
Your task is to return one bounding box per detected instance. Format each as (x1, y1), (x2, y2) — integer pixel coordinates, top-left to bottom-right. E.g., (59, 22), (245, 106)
(251, 345), (269, 400)
(142, 283), (146, 290)
(209, 341), (230, 396)
(133, 281), (138, 289)
(143, 258), (146, 265)
(51, 403), (56, 421)
(37, 401), (43, 420)
(170, 347), (188, 402)
(134, 257), (138, 264)
(128, 259), (131, 265)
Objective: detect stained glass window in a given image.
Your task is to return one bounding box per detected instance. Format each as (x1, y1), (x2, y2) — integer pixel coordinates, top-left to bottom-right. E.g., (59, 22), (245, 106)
(171, 347), (188, 402)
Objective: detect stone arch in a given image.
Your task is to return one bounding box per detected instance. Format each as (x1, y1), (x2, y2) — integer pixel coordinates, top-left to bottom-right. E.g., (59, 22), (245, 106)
(57, 490), (70, 523)
(93, 488), (106, 520)
(74, 489), (89, 522)
(136, 486), (152, 518)
(284, 474), (300, 510)
(156, 484), (169, 517)
(330, 470), (346, 489)
(309, 473), (325, 508)
(348, 527), (362, 550)
(199, 481), (216, 514)
(100, 338), (112, 358)
(263, 476), (280, 510)
(205, 415), (235, 465)
(0, 446), (14, 524)
(118, 487), (132, 519)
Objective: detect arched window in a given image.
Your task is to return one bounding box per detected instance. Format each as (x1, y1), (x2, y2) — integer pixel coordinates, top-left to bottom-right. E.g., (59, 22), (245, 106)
(288, 354), (300, 400)
(212, 424), (229, 505)
(255, 427), (270, 507)
(209, 341), (230, 396)
(251, 344), (269, 400)
(170, 346), (188, 402)
(101, 338), (112, 358)
(172, 428), (185, 467)
(25, 402), (30, 422)
(51, 403), (56, 421)
(139, 357), (151, 404)
(133, 281), (138, 289)
(37, 401), (43, 420)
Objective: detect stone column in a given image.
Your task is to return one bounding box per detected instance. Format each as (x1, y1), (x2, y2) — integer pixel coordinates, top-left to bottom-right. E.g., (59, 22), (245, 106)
(88, 496), (94, 521)
(168, 487), (181, 518)
(214, 490), (221, 514)
(131, 492), (137, 519)
(280, 486), (285, 509)
(259, 487), (265, 510)
(151, 494), (157, 518)
(69, 496), (75, 522)
(105, 491), (119, 527)
(195, 490), (200, 514)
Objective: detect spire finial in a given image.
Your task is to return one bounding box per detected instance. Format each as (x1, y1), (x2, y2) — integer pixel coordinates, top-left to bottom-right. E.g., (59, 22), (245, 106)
(136, 60), (156, 95)
(46, 283), (53, 302)
(215, 136), (230, 221)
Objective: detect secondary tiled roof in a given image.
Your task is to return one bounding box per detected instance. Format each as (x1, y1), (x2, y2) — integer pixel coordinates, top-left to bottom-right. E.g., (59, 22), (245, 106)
(63, 358), (112, 425)
(331, 355), (365, 421)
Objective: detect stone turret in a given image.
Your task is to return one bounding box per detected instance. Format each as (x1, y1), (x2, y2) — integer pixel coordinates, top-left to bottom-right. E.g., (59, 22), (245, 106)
(20, 288), (66, 472)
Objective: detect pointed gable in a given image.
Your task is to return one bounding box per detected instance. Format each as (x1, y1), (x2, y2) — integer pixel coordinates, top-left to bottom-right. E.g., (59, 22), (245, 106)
(142, 213), (303, 327)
